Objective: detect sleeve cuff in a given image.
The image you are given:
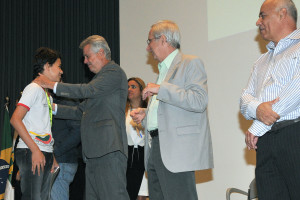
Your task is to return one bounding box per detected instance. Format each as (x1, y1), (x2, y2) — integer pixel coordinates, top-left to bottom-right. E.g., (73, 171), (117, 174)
(52, 103), (57, 115)
(248, 100), (262, 119)
(53, 82), (58, 94)
(248, 120), (272, 136)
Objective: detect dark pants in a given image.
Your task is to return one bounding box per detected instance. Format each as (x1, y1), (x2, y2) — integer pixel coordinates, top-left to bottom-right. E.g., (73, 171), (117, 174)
(147, 136), (198, 200)
(126, 145), (145, 200)
(15, 148), (53, 200)
(85, 151), (130, 200)
(256, 121), (300, 200)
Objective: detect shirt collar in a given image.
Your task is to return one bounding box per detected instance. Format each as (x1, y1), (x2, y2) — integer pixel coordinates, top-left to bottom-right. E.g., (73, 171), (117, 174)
(267, 29), (300, 50)
(158, 49), (179, 73)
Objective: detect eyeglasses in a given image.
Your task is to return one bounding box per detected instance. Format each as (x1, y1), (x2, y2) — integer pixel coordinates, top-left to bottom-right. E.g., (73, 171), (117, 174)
(146, 38), (155, 45)
(146, 36), (161, 45)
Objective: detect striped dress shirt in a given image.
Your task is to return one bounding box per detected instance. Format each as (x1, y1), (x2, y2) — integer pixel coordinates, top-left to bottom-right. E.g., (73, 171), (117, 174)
(240, 29), (300, 136)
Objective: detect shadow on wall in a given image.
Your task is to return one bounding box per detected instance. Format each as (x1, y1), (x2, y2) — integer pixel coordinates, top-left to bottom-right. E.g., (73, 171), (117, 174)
(238, 112), (256, 166)
(195, 169), (213, 184)
(255, 30), (269, 54)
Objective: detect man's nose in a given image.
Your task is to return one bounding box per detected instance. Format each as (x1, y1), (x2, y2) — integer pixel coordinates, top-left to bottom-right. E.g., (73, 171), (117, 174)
(256, 18), (262, 26)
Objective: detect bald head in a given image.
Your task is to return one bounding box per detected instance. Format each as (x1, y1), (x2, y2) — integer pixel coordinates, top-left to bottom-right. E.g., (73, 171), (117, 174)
(256, 0), (297, 44)
(272, 0), (298, 23)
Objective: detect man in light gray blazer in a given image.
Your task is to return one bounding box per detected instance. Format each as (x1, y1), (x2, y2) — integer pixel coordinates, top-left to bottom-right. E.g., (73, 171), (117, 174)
(35, 35), (129, 200)
(131, 20), (213, 200)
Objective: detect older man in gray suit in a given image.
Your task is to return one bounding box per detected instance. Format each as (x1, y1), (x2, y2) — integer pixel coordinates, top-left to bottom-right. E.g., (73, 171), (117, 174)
(35, 35), (129, 200)
(131, 20), (214, 200)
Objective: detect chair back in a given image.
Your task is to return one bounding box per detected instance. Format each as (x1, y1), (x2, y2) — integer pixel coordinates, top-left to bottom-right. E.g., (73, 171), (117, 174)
(248, 178), (257, 200)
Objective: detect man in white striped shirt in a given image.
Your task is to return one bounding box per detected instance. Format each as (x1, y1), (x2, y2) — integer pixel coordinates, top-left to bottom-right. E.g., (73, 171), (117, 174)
(240, 0), (300, 199)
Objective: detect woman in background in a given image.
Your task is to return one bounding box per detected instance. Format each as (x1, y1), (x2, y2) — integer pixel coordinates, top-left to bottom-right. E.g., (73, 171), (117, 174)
(126, 77), (148, 200)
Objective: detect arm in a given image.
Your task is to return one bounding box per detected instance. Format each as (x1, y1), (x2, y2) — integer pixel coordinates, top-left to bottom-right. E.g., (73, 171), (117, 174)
(56, 68), (122, 99)
(240, 64), (279, 125)
(55, 101), (85, 120)
(248, 71), (300, 136)
(272, 70), (300, 118)
(157, 58), (208, 112)
(240, 65), (262, 120)
(10, 106), (45, 176)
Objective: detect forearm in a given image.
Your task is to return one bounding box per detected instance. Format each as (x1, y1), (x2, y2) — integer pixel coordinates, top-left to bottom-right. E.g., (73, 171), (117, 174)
(240, 93), (262, 120)
(56, 69), (121, 99)
(56, 104), (83, 120)
(272, 72), (300, 117)
(157, 82), (208, 112)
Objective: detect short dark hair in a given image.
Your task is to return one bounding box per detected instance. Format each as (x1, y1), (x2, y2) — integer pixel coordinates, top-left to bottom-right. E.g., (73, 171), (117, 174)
(33, 47), (62, 79)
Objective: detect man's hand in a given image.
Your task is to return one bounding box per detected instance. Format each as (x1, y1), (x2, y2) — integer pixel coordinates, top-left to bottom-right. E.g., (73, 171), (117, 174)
(245, 130), (258, 150)
(32, 150), (46, 176)
(256, 97), (280, 125)
(130, 108), (146, 124)
(33, 74), (55, 89)
(142, 83), (160, 100)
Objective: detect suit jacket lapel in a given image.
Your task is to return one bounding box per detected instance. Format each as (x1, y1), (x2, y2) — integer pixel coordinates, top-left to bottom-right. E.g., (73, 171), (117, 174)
(164, 52), (182, 82)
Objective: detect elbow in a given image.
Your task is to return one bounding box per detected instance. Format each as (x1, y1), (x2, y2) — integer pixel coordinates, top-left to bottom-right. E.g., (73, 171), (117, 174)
(194, 94), (208, 112)
(189, 98), (208, 113)
(10, 117), (16, 127)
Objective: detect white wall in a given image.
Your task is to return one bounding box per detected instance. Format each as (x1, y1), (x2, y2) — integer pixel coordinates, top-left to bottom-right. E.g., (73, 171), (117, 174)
(120, 1), (300, 199)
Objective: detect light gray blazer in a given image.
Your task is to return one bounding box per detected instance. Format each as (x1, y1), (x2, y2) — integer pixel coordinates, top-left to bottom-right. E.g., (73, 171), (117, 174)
(144, 52), (214, 173)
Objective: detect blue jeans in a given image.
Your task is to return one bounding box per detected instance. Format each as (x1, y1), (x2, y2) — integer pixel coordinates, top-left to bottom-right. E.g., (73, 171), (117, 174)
(15, 148), (53, 200)
(51, 163), (78, 200)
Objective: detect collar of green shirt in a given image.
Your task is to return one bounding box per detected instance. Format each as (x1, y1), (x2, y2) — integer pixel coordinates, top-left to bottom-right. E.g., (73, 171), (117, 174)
(158, 49), (179, 73)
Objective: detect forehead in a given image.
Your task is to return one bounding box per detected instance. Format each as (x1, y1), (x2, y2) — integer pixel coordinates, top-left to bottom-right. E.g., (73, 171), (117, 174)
(128, 80), (139, 86)
(260, 0), (276, 13)
(83, 44), (94, 55)
(148, 30), (154, 38)
(53, 58), (61, 65)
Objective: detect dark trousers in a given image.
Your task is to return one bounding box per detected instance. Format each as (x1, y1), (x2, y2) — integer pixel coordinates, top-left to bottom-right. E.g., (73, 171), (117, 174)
(147, 136), (198, 200)
(256, 121), (300, 200)
(85, 151), (130, 200)
(15, 148), (53, 200)
(126, 145), (145, 200)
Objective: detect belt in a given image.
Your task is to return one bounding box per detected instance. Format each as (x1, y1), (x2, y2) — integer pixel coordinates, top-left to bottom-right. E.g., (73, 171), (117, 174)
(270, 117), (300, 132)
(149, 129), (158, 137)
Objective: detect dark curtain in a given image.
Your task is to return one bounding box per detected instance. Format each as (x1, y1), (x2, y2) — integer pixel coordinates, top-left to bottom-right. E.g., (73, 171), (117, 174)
(0, 0), (120, 140)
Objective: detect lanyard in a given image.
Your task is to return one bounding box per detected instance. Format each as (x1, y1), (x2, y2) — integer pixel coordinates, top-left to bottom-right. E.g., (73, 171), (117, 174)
(45, 90), (52, 126)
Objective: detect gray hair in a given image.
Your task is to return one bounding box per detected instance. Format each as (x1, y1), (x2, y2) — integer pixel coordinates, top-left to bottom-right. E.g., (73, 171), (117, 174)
(151, 20), (181, 49)
(79, 35), (111, 60)
(277, 0), (298, 23)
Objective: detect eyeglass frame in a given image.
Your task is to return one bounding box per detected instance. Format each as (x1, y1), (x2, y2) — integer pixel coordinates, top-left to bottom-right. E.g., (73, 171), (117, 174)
(146, 36), (161, 45)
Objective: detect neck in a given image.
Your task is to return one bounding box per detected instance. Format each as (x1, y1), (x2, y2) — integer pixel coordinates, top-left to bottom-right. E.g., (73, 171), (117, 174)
(130, 100), (141, 109)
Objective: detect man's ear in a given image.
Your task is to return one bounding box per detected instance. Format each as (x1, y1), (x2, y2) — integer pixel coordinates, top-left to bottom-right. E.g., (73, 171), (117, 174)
(44, 62), (50, 70)
(160, 35), (168, 46)
(279, 7), (287, 20)
(97, 49), (104, 56)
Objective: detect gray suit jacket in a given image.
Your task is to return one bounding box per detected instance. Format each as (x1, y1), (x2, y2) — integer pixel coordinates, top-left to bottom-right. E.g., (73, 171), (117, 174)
(55, 61), (128, 159)
(145, 52), (214, 173)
